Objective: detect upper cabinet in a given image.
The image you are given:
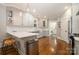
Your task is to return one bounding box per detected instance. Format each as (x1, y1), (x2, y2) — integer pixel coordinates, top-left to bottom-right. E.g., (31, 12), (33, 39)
(38, 18), (48, 28)
(7, 7), (38, 27)
(23, 13), (36, 27)
(6, 7), (48, 28)
(7, 7), (23, 26)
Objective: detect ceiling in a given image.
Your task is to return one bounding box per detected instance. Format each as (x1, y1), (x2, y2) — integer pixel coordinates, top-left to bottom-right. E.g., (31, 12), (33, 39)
(2, 3), (71, 21)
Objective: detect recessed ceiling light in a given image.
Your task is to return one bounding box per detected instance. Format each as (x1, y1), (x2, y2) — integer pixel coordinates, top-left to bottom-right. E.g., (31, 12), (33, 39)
(33, 9), (36, 13)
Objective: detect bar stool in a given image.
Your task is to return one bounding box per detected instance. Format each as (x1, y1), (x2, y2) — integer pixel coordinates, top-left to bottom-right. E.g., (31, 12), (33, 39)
(3, 37), (15, 46)
(1, 37), (16, 55)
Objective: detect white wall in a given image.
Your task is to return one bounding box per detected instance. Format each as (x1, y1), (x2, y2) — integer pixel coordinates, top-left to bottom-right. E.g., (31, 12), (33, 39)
(57, 4), (79, 37)
(56, 19), (61, 37)
(0, 4), (7, 48)
(72, 4), (79, 34)
(58, 8), (71, 43)
(0, 5), (6, 38)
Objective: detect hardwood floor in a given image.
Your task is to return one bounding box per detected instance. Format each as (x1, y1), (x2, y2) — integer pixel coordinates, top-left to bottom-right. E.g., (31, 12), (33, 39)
(56, 38), (71, 55)
(38, 36), (56, 55)
(0, 36), (71, 55)
(38, 36), (71, 55)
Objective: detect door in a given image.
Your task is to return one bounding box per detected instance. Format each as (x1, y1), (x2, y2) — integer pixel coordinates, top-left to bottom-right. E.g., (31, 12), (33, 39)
(61, 18), (69, 43)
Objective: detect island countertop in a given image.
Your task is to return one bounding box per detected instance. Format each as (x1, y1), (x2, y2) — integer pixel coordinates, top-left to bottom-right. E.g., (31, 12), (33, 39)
(7, 31), (39, 38)
(74, 37), (79, 41)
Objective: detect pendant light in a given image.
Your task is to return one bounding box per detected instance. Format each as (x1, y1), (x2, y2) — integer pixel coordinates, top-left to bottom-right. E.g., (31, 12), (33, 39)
(26, 3), (36, 13)
(26, 3), (30, 12)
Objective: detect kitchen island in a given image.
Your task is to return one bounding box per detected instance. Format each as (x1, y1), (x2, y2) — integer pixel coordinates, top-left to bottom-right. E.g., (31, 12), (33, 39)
(7, 31), (39, 55)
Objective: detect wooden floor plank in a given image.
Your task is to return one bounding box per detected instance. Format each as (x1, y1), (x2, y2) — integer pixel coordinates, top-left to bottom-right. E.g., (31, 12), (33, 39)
(38, 36), (70, 55)
(0, 36), (70, 55)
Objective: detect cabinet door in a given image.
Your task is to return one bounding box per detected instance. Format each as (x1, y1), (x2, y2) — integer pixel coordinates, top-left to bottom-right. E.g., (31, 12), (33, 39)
(34, 18), (38, 27)
(12, 11), (22, 26)
(23, 13), (34, 27)
(7, 7), (23, 26)
(38, 19), (47, 28)
(26, 40), (38, 55)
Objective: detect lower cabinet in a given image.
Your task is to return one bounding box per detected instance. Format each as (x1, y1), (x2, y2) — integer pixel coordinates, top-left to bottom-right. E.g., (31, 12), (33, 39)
(26, 40), (38, 55)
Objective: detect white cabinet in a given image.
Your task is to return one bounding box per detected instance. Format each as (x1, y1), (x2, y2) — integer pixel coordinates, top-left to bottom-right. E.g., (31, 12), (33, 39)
(23, 13), (34, 27)
(12, 11), (23, 26)
(34, 18), (38, 27)
(7, 9), (39, 27)
(7, 7), (48, 28)
(38, 19), (48, 28)
(23, 13), (39, 27)
(7, 7), (23, 26)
